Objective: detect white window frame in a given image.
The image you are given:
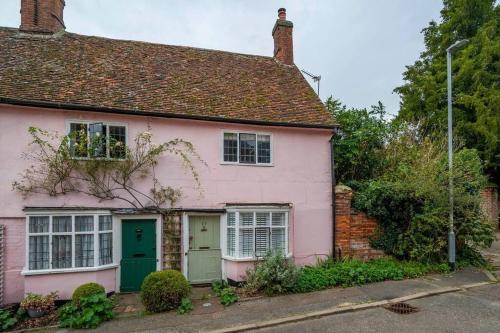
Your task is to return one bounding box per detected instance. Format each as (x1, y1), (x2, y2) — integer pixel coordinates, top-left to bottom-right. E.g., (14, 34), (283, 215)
(65, 120), (128, 160)
(220, 130), (273, 166)
(222, 207), (289, 260)
(23, 211), (117, 275)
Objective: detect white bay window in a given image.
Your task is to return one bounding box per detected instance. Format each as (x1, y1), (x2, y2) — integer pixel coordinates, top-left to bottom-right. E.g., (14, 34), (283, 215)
(26, 213), (114, 273)
(225, 210), (288, 259)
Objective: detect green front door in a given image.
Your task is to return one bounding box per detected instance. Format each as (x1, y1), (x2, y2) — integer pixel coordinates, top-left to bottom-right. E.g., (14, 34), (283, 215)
(188, 216), (222, 283)
(121, 219), (156, 292)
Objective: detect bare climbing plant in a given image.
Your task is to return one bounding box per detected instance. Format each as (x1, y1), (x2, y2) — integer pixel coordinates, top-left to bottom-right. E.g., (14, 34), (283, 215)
(12, 126), (205, 209)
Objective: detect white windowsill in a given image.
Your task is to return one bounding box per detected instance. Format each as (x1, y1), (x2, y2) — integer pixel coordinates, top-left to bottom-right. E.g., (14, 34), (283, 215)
(220, 162), (274, 167)
(222, 253), (292, 262)
(21, 263), (119, 276)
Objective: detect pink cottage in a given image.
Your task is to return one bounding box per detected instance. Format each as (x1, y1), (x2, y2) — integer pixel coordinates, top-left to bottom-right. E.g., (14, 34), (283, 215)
(0, 2), (337, 303)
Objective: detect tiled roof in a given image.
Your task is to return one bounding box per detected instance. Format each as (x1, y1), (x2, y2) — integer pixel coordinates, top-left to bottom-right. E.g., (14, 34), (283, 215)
(0, 27), (335, 128)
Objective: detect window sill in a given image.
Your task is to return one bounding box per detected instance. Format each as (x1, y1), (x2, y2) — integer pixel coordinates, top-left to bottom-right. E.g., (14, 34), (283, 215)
(222, 253), (292, 262)
(21, 263), (119, 276)
(220, 162), (274, 167)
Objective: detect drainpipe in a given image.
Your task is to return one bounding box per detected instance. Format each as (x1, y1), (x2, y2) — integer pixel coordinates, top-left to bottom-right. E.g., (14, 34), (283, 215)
(329, 133), (337, 259)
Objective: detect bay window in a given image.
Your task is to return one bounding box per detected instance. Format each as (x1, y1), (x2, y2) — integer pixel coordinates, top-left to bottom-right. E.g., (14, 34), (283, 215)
(225, 210), (288, 259)
(26, 213), (114, 272)
(222, 131), (272, 165)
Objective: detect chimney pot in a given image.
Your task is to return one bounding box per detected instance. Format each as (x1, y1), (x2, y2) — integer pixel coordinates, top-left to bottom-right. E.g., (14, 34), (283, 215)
(272, 8), (294, 65)
(278, 8), (286, 20)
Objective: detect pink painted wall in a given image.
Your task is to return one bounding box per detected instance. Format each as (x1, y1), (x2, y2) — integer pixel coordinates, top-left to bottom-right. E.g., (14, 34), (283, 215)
(1, 218), (25, 304)
(0, 104), (333, 297)
(24, 268), (116, 300)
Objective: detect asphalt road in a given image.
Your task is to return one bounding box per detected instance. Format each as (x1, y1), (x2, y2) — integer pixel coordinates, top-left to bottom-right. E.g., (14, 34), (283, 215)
(253, 284), (500, 333)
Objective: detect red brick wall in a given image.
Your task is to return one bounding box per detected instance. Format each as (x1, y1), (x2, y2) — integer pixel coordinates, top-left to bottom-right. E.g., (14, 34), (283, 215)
(480, 186), (499, 229)
(335, 185), (384, 260)
(20, 0), (65, 34)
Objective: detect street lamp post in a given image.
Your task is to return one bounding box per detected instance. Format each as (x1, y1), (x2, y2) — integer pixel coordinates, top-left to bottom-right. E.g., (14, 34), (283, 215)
(446, 39), (468, 270)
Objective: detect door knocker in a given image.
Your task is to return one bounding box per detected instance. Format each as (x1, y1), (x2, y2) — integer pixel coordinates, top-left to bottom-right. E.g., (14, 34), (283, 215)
(201, 221), (207, 232)
(135, 227), (143, 241)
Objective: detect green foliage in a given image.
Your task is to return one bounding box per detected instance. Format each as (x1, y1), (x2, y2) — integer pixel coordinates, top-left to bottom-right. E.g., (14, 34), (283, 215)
(294, 258), (449, 293)
(211, 279), (229, 296)
(20, 292), (57, 313)
(218, 287), (239, 306)
(140, 270), (191, 313)
(243, 251), (300, 296)
(0, 308), (25, 332)
(353, 135), (495, 262)
(72, 283), (105, 305)
(58, 293), (114, 329)
(394, 0), (499, 183)
(176, 297), (194, 314)
(327, 97), (390, 183)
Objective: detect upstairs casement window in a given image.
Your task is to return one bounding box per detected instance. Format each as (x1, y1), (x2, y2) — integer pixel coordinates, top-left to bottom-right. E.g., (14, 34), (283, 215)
(26, 213), (113, 272)
(68, 121), (127, 159)
(225, 210), (288, 259)
(223, 132), (272, 165)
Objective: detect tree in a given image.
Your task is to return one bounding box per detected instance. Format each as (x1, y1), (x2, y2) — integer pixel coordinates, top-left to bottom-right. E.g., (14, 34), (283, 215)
(13, 127), (204, 209)
(327, 97), (389, 184)
(394, 0), (499, 184)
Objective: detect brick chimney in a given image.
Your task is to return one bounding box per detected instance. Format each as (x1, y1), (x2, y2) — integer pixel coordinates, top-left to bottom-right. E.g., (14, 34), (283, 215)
(20, 0), (66, 34)
(272, 8), (294, 65)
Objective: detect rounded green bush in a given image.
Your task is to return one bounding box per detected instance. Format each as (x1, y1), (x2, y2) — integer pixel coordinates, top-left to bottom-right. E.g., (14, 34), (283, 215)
(141, 270), (190, 313)
(72, 283), (105, 304)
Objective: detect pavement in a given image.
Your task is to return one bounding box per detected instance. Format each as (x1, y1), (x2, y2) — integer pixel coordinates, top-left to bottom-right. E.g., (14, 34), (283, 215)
(52, 267), (497, 333)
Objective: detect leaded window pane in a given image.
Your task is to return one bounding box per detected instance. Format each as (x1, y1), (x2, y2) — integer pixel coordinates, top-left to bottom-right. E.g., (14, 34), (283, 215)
(257, 135), (271, 163)
(75, 234), (94, 267)
(239, 133), (256, 164)
(99, 233), (113, 265)
(109, 125), (126, 159)
(239, 229), (253, 257)
(29, 216), (49, 233)
(256, 213), (270, 226)
(75, 216), (94, 232)
(99, 215), (112, 231)
(52, 216), (72, 232)
(29, 235), (49, 270)
(69, 123), (88, 157)
(89, 123), (106, 158)
(223, 133), (238, 162)
(52, 235), (72, 268)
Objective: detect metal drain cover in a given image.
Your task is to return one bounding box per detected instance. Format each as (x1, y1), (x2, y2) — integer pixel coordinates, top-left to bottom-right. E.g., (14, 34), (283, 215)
(384, 302), (419, 314)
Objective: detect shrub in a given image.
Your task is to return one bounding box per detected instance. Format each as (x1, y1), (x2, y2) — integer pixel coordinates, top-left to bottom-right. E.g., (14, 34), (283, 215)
(0, 309), (20, 331)
(218, 287), (238, 306)
(294, 257), (450, 293)
(59, 293), (114, 329)
(20, 292), (58, 313)
(211, 279), (229, 296)
(177, 297), (194, 314)
(141, 270), (191, 313)
(243, 251), (299, 296)
(72, 283), (105, 305)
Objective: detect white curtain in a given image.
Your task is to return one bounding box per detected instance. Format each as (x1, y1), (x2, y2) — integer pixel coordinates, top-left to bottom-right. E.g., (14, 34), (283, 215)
(29, 235), (49, 270)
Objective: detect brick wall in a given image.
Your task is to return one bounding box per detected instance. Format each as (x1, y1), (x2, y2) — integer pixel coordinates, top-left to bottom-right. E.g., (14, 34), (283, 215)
(480, 186), (499, 229)
(335, 185), (384, 260)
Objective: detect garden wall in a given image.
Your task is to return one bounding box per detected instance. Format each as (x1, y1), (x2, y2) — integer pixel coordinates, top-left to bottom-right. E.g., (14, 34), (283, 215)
(335, 185), (384, 260)
(480, 186), (499, 230)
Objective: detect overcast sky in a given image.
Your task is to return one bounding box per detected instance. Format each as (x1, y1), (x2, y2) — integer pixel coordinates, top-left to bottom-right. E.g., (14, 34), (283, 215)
(1, 1), (443, 116)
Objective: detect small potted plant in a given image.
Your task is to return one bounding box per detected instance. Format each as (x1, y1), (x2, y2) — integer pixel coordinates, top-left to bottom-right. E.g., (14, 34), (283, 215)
(20, 292), (58, 318)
